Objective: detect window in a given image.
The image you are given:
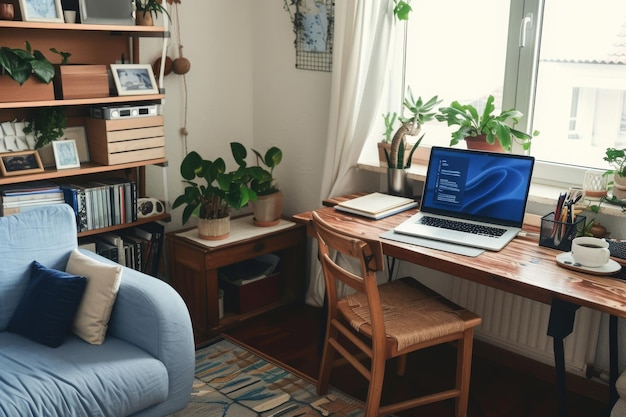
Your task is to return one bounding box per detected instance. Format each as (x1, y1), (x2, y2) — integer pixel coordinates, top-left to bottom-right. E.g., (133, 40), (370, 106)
(363, 0), (626, 187)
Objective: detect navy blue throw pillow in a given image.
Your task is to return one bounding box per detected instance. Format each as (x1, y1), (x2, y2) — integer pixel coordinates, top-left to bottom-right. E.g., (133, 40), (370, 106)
(7, 261), (87, 348)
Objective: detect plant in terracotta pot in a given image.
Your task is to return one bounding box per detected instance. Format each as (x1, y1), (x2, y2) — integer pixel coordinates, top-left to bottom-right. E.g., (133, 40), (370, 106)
(172, 150), (255, 240)
(603, 147), (626, 200)
(231, 142), (284, 227)
(0, 41), (55, 85)
(435, 95), (539, 152)
(134, 0), (170, 25)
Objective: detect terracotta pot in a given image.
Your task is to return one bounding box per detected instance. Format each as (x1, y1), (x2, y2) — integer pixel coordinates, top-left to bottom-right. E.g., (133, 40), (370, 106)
(197, 215), (230, 240)
(464, 135), (505, 153)
(135, 11), (153, 26)
(251, 191), (283, 227)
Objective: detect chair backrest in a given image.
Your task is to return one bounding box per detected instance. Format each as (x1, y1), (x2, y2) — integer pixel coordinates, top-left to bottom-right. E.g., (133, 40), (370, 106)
(312, 210), (387, 337)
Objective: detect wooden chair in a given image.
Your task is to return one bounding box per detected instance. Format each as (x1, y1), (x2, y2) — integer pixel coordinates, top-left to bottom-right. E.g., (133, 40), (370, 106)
(312, 210), (482, 417)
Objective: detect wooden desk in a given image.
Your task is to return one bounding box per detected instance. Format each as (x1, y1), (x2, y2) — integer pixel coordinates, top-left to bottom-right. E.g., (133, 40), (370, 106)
(294, 205), (626, 417)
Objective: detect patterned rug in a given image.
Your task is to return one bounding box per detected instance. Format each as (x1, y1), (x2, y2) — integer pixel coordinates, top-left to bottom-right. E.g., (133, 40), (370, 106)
(170, 338), (364, 417)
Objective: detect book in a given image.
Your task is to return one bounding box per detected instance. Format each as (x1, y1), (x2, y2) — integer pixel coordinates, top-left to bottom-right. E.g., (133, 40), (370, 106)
(134, 222), (164, 276)
(334, 192), (418, 219)
(219, 253), (280, 285)
(99, 232), (126, 266)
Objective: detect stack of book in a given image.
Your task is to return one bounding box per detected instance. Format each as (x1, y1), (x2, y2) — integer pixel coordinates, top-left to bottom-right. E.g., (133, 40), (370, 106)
(334, 192), (418, 219)
(0, 182), (65, 216)
(79, 222), (165, 277)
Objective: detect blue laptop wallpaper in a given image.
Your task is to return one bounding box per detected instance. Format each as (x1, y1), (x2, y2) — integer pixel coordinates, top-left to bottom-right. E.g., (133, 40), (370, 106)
(421, 147), (535, 227)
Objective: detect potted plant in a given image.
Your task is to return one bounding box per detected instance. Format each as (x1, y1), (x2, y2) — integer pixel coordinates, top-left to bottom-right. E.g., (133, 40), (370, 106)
(603, 147), (626, 199)
(385, 88), (440, 195)
(134, 0), (170, 26)
(172, 149), (255, 240)
(231, 142), (284, 227)
(0, 41), (55, 102)
(23, 106), (66, 150)
(435, 95), (539, 152)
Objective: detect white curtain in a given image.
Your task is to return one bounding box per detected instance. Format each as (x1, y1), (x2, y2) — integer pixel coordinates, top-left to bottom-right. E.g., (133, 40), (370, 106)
(305, 0), (399, 307)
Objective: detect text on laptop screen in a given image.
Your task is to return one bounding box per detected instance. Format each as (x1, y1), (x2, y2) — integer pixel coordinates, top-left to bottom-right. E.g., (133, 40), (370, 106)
(421, 147), (535, 227)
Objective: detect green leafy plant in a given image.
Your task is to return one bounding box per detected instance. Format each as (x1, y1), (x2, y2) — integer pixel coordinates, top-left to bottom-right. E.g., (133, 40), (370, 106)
(385, 88), (441, 169)
(135, 0), (171, 21)
(23, 107), (66, 149)
(381, 112), (397, 144)
(435, 95), (539, 152)
(603, 148), (626, 177)
(172, 148), (256, 224)
(49, 48), (71, 65)
(0, 41), (55, 85)
(393, 0), (412, 21)
(231, 142), (283, 196)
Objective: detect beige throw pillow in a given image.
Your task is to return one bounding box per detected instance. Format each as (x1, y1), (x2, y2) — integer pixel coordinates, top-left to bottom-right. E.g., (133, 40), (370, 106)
(66, 249), (122, 345)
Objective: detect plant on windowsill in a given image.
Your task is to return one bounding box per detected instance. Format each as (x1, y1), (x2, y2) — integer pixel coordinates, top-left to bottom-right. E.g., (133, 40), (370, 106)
(435, 95), (539, 152)
(603, 147), (626, 200)
(172, 148), (256, 240)
(231, 142), (284, 227)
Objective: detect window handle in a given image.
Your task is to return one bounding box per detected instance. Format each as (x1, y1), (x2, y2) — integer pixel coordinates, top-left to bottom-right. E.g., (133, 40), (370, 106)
(519, 13), (533, 48)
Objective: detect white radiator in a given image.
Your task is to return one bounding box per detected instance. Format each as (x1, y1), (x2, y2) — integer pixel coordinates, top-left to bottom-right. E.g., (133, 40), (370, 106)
(449, 278), (602, 376)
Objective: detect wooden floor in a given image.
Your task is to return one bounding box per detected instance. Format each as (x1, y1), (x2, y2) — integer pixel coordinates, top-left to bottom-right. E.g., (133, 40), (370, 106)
(225, 303), (610, 417)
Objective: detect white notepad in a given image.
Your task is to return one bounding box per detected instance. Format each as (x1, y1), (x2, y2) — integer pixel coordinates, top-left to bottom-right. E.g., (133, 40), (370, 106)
(335, 192), (418, 220)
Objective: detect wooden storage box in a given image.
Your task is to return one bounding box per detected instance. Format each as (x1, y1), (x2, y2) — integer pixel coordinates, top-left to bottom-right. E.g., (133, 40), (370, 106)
(53, 65), (109, 100)
(220, 272), (280, 314)
(85, 115), (165, 165)
(0, 76), (54, 103)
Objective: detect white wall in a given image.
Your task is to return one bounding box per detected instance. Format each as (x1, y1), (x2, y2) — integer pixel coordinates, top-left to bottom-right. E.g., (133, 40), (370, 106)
(142, 0), (331, 232)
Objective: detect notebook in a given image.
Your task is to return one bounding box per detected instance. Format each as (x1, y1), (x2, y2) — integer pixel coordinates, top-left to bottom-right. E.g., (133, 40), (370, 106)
(394, 146), (535, 251)
(335, 192), (418, 219)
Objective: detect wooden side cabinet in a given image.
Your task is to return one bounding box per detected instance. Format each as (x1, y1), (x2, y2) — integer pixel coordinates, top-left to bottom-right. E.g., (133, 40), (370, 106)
(166, 215), (307, 346)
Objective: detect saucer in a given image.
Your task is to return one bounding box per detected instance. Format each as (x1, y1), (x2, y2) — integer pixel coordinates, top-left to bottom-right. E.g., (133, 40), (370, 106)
(555, 252), (621, 275)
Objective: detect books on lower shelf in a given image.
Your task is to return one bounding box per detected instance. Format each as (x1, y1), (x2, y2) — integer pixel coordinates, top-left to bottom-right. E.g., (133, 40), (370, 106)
(79, 222), (165, 276)
(0, 179), (138, 233)
(218, 253), (280, 286)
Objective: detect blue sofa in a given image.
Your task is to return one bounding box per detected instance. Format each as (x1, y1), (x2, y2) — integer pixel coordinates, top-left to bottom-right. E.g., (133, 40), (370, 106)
(0, 205), (194, 417)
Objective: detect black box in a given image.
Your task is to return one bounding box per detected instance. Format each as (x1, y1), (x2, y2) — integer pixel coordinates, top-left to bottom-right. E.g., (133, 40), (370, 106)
(539, 212), (586, 252)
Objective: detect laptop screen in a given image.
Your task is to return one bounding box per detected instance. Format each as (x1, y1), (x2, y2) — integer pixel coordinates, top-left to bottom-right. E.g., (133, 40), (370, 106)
(421, 147), (535, 227)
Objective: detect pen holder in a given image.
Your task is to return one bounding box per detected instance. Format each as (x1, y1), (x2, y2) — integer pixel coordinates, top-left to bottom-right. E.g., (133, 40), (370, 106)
(539, 212), (586, 252)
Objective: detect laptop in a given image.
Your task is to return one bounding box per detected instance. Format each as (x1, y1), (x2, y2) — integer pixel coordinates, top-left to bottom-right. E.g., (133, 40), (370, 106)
(394, 146), (535, 251)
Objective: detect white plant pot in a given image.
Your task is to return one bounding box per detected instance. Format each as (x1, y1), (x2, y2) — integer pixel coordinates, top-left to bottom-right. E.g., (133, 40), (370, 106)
(197, 214), (230, 240)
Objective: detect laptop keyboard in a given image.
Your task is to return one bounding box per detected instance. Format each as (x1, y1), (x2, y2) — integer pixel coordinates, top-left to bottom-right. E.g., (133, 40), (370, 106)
(419, 216), (507, 238)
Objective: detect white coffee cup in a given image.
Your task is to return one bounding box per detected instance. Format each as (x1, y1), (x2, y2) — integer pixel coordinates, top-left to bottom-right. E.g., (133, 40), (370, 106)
(571, 236), (610, 267)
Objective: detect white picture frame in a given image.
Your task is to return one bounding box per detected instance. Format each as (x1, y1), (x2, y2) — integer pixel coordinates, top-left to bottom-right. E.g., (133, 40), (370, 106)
(110, 64), (159, 96)
(19, 0), (64, 23)
(52, 139), (80, 169)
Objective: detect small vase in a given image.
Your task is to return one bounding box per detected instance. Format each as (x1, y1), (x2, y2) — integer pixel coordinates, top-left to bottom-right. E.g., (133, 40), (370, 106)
(135, 11), (153, 26)
(251, 191), (283, 227)
(387, 168), (410, 197)
(197, 215), (231, 240)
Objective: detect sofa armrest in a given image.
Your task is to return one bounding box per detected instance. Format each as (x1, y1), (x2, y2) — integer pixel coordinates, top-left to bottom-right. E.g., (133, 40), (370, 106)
(79, 250), (194, 412)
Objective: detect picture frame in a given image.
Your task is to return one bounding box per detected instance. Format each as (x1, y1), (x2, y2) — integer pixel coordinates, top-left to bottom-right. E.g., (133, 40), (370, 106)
(19, 0), (64, 23)
(0, 151), (44, 176)
(52, 139), (80, 169)
(78, 0), (134, 25)
(110, 64), (159, 96)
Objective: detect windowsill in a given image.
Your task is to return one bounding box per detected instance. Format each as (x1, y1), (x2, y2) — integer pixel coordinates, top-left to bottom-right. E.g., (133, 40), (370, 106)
(357, 161), (626, 221)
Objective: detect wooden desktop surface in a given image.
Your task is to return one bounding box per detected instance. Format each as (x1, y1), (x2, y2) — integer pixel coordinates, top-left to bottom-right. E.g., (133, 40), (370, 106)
(293, 203), (626, 319)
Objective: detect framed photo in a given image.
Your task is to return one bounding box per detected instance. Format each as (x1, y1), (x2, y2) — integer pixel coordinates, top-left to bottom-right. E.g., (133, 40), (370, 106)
(0, 151), (44, 176)
(52, 139), (80, 169)
(19, 0), (64, 23)
(110, 64), (159, 96)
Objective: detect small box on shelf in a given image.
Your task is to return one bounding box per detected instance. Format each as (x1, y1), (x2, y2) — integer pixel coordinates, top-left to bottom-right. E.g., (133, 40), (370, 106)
(539, 212), (586, 252)
(85, 115), (165, 165)
(53, 65), (109, 100)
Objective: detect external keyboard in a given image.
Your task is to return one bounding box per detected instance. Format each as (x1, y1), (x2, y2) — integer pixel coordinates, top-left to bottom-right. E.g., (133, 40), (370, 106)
(419, 216), (507, 238)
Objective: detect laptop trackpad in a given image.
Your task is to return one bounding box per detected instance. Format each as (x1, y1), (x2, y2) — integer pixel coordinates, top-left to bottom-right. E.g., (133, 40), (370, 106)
(381, 231), (484, 257)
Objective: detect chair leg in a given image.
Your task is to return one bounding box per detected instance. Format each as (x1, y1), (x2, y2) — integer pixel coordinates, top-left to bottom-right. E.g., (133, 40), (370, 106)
(317, 325), (338, 395)
(365, 352), (386, 417)
(396, 354), (407, 376)
(455, 329), (475, 417)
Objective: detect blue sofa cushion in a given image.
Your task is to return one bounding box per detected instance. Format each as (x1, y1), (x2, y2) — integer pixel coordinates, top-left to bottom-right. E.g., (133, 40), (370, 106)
(7, 261), (86, 348)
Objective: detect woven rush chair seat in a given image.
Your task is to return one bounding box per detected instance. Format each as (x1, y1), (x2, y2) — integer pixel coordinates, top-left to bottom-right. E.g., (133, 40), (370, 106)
(312, 210), (481, 417)
(342, 277), (476, 352)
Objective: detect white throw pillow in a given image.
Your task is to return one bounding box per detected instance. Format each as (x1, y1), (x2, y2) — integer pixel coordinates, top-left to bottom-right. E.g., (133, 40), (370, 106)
(66, 249), (122, 344)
